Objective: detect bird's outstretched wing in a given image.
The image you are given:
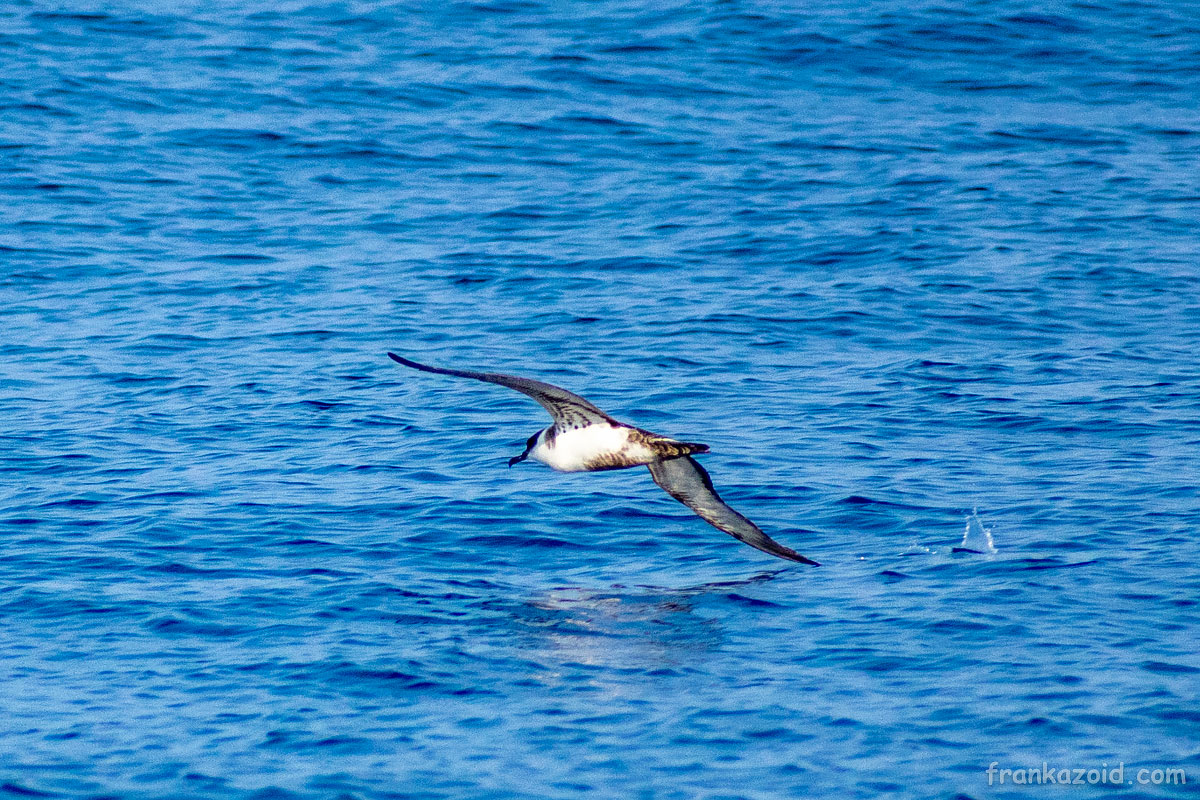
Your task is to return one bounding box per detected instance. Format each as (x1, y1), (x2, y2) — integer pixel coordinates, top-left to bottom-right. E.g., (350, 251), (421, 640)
(388, 353), (618, 428)
(648, 456), (819, 565)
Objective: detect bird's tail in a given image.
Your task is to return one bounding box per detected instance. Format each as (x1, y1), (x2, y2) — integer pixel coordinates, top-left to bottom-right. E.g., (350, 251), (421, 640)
(650, 438), (710, 459)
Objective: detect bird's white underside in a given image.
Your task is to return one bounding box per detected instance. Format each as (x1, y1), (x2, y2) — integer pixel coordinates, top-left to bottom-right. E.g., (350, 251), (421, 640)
(530, 424), (656, 472)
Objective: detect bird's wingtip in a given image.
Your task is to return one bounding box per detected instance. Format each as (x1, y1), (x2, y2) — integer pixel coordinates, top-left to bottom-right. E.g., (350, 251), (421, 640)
(388, 352), (422, 369)
(779, 548), (820, 566)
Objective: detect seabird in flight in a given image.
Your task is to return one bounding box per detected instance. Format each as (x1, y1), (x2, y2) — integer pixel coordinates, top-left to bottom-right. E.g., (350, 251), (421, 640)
(387, 352), (819, 565)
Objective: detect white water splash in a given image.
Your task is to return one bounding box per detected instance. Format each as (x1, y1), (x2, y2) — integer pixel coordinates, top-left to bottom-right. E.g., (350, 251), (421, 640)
(956, 509), (997, 554)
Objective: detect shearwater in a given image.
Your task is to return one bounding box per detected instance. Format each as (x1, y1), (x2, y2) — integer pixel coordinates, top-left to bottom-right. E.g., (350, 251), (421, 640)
(388, 353), (819, 565)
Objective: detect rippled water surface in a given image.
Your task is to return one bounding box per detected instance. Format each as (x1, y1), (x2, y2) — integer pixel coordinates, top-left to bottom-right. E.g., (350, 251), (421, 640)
(3, 2), (1199, 798)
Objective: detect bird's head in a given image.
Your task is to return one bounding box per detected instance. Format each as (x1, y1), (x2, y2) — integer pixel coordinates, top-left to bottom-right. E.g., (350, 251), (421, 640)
(508, 430), (540, 467)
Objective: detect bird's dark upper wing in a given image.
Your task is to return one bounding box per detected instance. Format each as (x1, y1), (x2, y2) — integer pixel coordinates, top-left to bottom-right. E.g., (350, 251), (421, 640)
(648, 456), (819, 565)
(388, 352), (617, 428)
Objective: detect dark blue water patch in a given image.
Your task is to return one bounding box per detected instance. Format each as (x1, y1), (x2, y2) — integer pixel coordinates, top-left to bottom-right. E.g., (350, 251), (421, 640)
(1139, 661), (1200, 676)
(462, 534), (584, 550)
(0, 782), (57, 798)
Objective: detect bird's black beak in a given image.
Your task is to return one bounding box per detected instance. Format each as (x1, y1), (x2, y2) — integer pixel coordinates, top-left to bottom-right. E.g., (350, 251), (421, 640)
(508, 453), (527, 468)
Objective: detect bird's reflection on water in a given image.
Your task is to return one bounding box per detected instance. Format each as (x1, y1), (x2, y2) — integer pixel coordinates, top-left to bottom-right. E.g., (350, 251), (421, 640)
(509, 570), (789, 671)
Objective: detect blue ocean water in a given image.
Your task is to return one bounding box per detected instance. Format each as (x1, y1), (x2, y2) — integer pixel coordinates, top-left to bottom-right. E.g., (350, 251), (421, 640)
(3, 1), (1199, 797)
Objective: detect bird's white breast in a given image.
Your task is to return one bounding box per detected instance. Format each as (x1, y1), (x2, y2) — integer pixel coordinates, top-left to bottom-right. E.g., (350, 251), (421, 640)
(530, 424), (655, 472)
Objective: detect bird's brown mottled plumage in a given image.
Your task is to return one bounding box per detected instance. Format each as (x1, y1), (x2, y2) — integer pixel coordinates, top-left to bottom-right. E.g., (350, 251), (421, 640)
(580, 434), (708, 471)
(632, 428), (709, 459)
